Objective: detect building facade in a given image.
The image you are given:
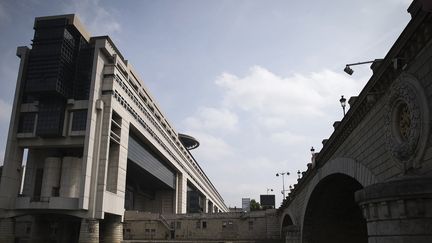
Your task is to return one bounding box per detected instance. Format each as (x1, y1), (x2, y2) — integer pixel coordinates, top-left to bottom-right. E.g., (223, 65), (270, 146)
(122, 209), (280, 242)
(0, 14), (228, 243)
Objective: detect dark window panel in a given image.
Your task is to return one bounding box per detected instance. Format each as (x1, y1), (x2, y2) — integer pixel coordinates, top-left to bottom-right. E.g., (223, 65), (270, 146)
(71, 110), (87, 131)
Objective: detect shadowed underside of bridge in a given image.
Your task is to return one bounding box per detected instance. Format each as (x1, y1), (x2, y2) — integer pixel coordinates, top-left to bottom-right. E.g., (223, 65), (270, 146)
(302, 174), (367, 243)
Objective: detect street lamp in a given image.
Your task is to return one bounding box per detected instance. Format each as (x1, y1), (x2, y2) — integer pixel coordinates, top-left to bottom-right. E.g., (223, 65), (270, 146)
(266, 188), (273, 194)
(310, 146), (316, 167)
(340, 95), (347, 116)
(343, 59), (382, 75)
(276, 172), (289, 199)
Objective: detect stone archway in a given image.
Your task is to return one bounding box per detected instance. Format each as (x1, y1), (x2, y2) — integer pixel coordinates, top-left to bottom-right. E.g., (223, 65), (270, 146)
(281, 214), (300, 243)
(302, 173), (367, 243)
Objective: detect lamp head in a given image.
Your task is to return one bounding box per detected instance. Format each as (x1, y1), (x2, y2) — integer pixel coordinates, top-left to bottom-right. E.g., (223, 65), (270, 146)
(344, 65), (353, 75)
(340, 95), (347, 108)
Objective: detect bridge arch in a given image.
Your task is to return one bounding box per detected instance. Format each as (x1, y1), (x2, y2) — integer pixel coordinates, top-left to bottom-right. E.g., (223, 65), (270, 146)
(280, 213), (300, 242)
(302, 173), (367, 243)
(299, 157), (377, 243)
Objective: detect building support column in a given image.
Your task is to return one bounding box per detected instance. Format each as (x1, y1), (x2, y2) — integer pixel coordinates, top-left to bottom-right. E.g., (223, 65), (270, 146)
(176, 173), (187, 214)
(0, 47), (29, 209)
(203, 197), (208, 213)
(79, 218), (99, 243)
(208, 201), (214, 213)
(0, 218), (14, 243)
(284, 225), (300, 243)
(102, 216), (123, 243)
(355, 176), (432, 243)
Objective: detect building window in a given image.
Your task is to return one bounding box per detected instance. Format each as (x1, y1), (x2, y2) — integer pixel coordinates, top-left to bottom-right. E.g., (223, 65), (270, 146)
(32, 168), (44, 201)
(222, 221), (227, 228)
(196, 221), (201, 229)
(52, 187), (59, 197)
(202, 221), (207, 229)
(176, 222), (181, 229)
(71, 110), (87, 131)
(18, 113), (36, 133)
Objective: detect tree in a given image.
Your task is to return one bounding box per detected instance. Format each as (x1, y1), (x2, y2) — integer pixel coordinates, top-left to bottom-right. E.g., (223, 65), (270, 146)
(250, 199), (261, 211)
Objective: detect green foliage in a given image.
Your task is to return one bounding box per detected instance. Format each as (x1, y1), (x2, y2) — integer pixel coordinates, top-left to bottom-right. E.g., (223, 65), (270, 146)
(250, 199), (261, 211)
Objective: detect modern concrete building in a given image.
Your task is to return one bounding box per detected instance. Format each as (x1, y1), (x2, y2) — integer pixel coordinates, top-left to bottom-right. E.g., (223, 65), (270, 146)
(0, 14), (227, 243)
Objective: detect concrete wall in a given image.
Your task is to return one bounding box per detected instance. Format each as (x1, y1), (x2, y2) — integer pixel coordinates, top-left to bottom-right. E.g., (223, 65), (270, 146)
(124, 210), (280, 241)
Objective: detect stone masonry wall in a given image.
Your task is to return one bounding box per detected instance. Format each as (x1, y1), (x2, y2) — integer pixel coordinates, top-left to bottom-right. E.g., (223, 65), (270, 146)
(124, 210), (280, 241)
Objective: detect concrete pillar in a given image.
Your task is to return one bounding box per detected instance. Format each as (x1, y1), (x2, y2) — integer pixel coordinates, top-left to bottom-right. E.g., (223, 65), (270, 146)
(208, 201), (214, 213)
(41, 157), (61, 198)
(22, 150), (36, 196)
(0, 218), (14, 243)
(60, 156), (81, 198)
(103, 217), (123, 243)
(356, 176), (432, 243)
(176, 173), (187, 214)
(79, 219), (99, 243)
(283, 225), (300, 243)
(0, 47), (29, 209)
(203, 197), (208, 213)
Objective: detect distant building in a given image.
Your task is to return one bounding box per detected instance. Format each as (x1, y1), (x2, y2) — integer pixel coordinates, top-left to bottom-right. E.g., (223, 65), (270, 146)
(260, 194), (275, 209)
(242, 198), (250, 212)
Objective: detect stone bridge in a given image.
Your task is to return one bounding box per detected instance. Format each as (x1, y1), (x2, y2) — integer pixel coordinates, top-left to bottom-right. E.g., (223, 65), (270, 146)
(278, 1), (432, 243)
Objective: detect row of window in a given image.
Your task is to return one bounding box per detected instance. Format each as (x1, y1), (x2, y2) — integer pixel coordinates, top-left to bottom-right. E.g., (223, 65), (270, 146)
(173, 220), (254, 230)
(18, 110), (87, 134)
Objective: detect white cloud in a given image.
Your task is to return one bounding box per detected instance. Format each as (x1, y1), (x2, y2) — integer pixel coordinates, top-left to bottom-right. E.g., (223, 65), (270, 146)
(182, 66), (366, 206)
(270, 130), (307, 146)
(65, 0), (121, 36)
(188, 131), (234, 162)
(215, 66), (363, 119)
(184, 107), (238, 131)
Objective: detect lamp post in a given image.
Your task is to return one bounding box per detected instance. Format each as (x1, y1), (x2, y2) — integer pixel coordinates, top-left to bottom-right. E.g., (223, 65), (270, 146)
(344, 59), (382, 75)
(310, 146), (316, 167)
(266, 188), (273, 195)
(340, 95), (347, 116)
(276, 172), (289, 199)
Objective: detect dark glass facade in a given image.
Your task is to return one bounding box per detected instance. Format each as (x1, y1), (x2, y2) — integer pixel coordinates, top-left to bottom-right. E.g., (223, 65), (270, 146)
(18, 113), (36, 133)
(20, 16), (94, 137)
(71, 110), (87, 131)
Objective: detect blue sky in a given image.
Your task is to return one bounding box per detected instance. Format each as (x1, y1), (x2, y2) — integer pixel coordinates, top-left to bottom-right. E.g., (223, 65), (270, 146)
(0, 0), (411, 207)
